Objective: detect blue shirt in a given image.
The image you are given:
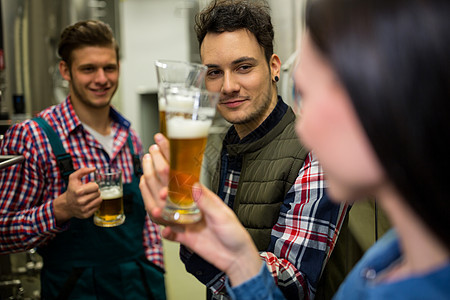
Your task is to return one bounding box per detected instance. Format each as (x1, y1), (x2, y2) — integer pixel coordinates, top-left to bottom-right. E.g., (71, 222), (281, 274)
(227, 230), (450, 299)
(333, 230), (450, 299)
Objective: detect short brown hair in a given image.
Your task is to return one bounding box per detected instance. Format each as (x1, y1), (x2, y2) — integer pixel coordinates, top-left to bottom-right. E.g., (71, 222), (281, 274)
(57, 20), (119, 68)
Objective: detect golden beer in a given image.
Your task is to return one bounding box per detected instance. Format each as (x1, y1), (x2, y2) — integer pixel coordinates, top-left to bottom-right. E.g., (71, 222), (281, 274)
(94, 168), (125, 227)
(168, 136), (207, 206)
(96, 189), (124, 221)
(159, 109), (166, 135)
(164, 116), (211, 223)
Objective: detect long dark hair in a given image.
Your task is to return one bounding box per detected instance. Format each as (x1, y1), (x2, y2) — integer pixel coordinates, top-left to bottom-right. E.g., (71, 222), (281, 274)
(306, 0), (450, 249)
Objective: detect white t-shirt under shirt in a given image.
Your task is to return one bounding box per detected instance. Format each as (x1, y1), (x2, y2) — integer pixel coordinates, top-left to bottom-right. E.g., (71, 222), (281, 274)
(82, 122), (115, 158)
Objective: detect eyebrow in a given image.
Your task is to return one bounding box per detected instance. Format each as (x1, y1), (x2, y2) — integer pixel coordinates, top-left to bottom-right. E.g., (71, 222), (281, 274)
(205, 56), (258, 69)
(78, 63), (117, 68)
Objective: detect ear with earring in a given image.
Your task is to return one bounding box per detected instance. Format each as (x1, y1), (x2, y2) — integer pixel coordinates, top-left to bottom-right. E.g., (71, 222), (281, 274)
(274, 75), (279, 82)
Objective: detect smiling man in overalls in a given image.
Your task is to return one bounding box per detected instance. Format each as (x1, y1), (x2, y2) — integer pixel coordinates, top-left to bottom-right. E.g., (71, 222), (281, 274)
(0, 20), (166, 299)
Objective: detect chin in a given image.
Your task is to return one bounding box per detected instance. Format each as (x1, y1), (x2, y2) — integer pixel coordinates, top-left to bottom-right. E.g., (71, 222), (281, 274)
(220, 112), (247, 125)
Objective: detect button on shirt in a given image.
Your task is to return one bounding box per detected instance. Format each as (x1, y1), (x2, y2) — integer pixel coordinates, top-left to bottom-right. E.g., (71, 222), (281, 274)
(0, 98), (164, 269)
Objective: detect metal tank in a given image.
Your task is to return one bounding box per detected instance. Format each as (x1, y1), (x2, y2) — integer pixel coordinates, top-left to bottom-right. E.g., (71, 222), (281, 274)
(0, 0), (120, 118)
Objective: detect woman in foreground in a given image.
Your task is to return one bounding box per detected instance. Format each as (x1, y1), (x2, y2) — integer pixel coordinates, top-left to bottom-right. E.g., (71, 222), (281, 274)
(140, 0), (450, 298)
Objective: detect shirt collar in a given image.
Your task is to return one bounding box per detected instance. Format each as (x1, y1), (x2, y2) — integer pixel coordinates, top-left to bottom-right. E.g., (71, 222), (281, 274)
(224, 96), (288, 145)
(60, 96), (131, 135)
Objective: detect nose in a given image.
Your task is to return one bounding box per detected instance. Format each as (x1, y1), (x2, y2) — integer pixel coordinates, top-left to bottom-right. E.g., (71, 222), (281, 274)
(94, 69), (108, 84)
(221, 71), (239, 95)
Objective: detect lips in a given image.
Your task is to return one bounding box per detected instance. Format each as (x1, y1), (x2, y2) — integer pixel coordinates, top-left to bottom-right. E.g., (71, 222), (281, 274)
(91, 87), (110, 96)
(220, 97), (248, 108)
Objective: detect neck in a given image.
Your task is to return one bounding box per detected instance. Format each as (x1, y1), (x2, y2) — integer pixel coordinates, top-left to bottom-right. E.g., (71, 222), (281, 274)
(377, 184), (449, 280)
(70, 99), (111, 135)
(234, 119), (266, 139)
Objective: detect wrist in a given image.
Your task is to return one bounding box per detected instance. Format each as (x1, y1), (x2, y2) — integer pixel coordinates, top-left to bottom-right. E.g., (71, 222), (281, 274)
(227, 246), (262, 287)
(53, 193), (72, 225)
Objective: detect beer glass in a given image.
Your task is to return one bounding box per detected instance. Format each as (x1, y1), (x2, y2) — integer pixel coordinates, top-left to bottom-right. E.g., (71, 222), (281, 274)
(94, 167), (125, 227)
(163, 86), (219, 224)
(155, 60), (207, 135)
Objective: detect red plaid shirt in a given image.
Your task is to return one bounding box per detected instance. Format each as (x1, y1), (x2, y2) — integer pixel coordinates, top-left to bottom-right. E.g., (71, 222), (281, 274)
(0, 98), (164, 269)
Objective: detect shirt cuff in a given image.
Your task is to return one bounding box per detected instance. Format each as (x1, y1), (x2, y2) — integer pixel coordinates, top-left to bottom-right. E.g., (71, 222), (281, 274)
(47, 201), (70, 232)
(225, 263), (285, 300)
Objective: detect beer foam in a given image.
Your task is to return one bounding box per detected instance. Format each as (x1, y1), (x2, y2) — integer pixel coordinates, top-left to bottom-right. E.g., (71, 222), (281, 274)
(165, 95), (196, 115)
(100, 186), (123, 200)
(167, 116), (211, 139)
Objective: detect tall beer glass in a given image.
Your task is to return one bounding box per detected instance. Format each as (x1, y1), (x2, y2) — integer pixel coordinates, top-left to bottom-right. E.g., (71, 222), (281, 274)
(163, 86), (219, 224)
(155, 60), (207, 135)
(94, 167), (125, 227)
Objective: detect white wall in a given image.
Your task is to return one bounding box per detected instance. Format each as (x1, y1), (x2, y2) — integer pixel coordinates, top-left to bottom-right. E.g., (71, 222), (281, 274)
(120, 0), (191, 139)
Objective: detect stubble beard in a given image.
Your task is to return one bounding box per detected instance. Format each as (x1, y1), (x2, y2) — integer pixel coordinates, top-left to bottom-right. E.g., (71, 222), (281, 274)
(223, 88), (274, 127)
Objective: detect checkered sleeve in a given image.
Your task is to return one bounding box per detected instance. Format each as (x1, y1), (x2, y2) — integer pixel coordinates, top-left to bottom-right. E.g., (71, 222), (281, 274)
(0, 122), (66, 253)
(264, 152), (348, 300)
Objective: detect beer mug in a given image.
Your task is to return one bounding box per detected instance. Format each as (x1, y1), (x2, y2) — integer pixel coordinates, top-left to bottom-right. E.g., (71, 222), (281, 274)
(94, 167), (125, 227)
(163, 86), (220, 224)
(155, 59), (207, 135)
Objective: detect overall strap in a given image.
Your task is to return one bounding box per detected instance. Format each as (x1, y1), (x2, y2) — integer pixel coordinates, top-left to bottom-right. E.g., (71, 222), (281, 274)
(33, 117), (74, 185)
(127, 135), (142, 177)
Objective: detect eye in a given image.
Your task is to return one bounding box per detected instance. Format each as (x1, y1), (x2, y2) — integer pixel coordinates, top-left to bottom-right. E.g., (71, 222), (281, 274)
(206, 69), (222, 79)
(104, 65), (118, 72)
(236, 64), (252, 73)
(81, 66), (95, 73)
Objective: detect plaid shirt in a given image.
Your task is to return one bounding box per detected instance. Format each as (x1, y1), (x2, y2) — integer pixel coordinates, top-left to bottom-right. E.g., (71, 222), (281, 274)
(0, 98), (164, 269)
(209, 152), (347, 300)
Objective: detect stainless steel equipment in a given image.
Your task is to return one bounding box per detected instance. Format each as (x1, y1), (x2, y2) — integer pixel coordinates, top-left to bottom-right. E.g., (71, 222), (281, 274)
(0, 250), (43, 300)
(1, 0), (120, 118)
(0, 155), (24, 169)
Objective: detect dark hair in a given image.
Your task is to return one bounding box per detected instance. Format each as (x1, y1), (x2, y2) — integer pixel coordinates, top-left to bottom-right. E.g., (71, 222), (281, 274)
(306, 0), (450, 249)
(57, 20), (119, 68)
(195, 0), (274, 63)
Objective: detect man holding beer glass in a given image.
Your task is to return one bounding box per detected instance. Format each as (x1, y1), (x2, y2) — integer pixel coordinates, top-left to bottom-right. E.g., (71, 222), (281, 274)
(141, 0), (349, 299)
(0, 20), (165, 299)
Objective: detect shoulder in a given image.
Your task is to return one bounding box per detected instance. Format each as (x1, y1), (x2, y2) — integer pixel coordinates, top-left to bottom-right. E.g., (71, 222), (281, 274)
(37, 104), (67, 130)
(5, 119), (47, 145)
(1, 119), (54, 166)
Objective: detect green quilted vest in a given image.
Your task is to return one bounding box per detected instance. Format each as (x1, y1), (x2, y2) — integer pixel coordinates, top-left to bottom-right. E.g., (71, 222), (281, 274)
(211, 107), (309, 250)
